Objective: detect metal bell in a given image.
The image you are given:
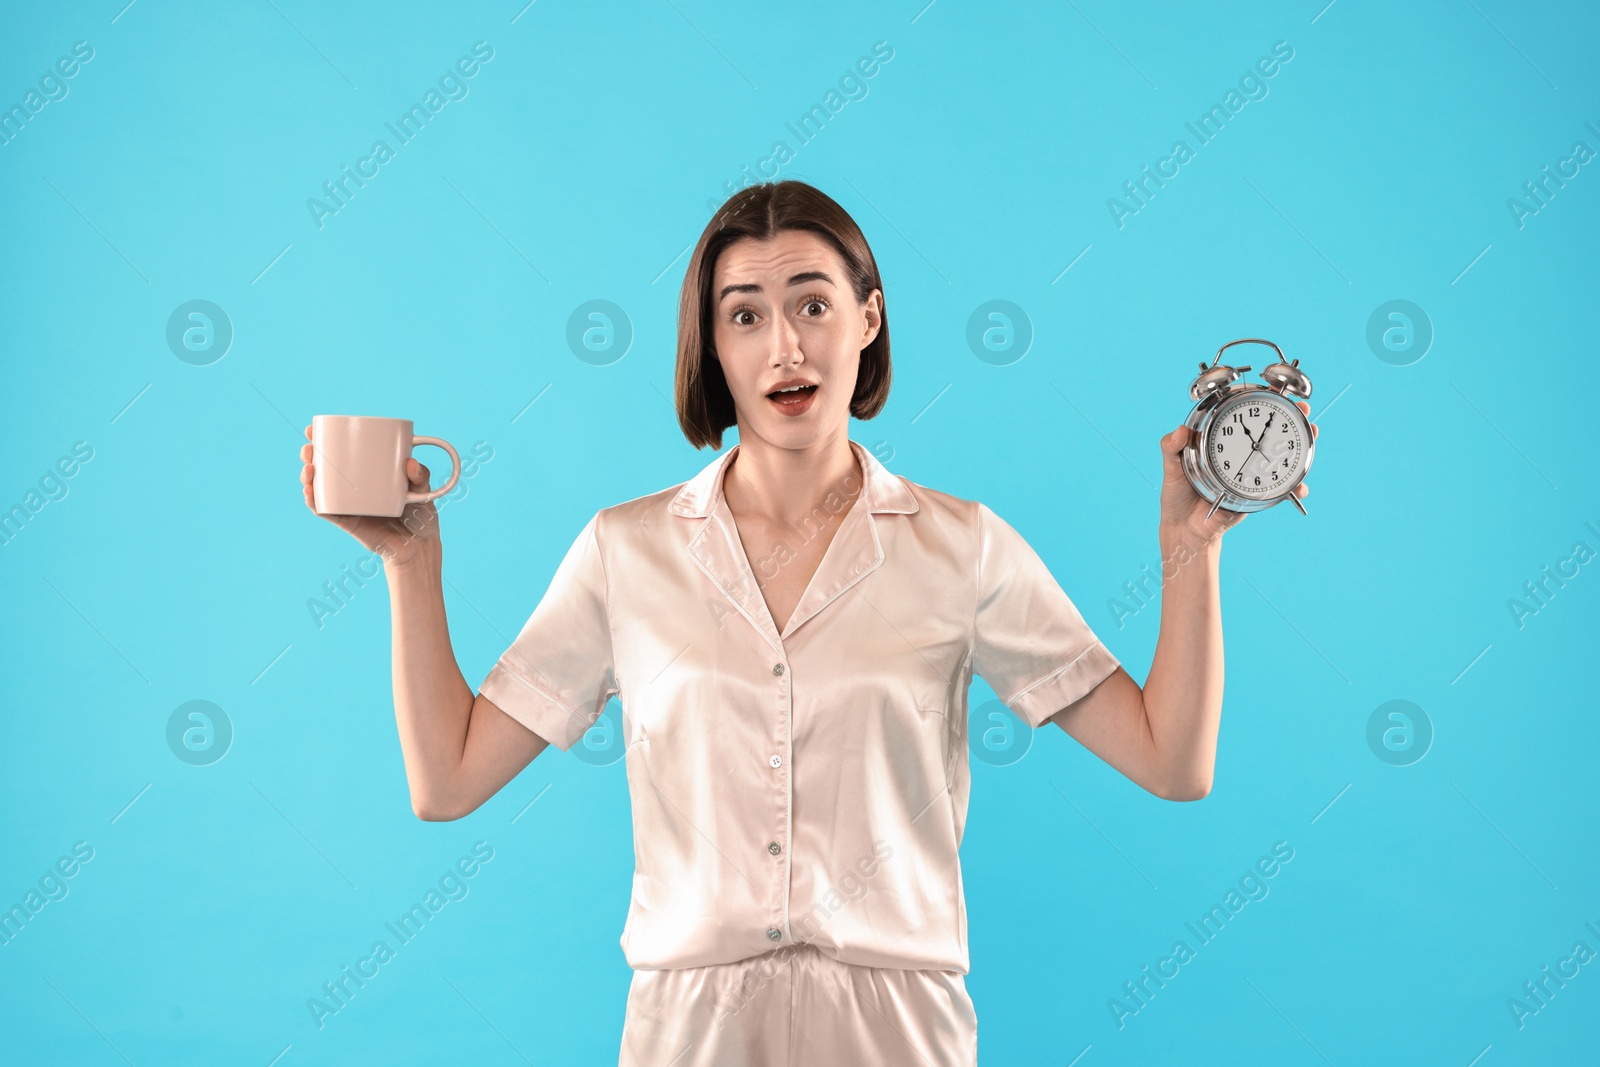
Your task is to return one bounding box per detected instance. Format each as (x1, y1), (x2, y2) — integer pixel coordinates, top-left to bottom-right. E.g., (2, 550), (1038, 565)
(1188, 360), (1252, 402)
(1261, 357), (1313, 399)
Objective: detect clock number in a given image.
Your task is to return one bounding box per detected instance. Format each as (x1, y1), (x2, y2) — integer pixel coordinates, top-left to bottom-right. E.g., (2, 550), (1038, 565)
(1249, 406), (1260, 417)
(1222, 459), (1231, 470)
(1253, 476), (1261, 486)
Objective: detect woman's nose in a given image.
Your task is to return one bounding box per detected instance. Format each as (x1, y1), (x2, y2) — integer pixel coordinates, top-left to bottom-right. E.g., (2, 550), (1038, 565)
(770, 318), (802, 366)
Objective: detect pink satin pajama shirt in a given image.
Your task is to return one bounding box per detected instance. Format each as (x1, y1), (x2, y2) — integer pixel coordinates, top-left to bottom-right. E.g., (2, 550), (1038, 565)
(478, 438), (1121, 1065)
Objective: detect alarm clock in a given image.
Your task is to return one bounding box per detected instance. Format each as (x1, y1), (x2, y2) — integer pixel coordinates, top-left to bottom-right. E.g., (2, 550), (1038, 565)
(1180, 338), (1315, 517)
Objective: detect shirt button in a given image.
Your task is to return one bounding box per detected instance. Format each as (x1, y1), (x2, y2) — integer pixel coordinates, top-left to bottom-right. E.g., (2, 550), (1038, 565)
(767, 928), (782, 941)
(768, 841), (782, 855)
(769, 754), (783, 768)
(772, 663), (785, 676)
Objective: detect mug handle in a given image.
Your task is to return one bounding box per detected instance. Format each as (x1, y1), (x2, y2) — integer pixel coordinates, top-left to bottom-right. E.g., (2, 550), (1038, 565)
(407, 436), (462, 504)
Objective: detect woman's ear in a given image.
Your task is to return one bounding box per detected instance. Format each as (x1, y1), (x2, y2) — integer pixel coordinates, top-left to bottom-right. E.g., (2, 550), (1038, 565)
(860, 289), (883, 348)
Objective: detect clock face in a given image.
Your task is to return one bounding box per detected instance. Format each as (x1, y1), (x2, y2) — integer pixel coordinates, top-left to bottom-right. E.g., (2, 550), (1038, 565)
(1205, 391), (1309, 500)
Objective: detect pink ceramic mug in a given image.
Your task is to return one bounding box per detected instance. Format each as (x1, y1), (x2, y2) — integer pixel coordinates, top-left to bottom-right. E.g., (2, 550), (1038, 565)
(311, 415), (461, 517)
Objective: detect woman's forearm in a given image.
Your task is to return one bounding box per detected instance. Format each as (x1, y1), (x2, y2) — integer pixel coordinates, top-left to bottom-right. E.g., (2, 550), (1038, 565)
(384, 538), (476, 818)
(1140, 523), (1226, 799)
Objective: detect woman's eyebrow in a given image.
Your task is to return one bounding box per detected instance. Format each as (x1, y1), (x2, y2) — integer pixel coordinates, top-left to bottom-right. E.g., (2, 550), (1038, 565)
(718, 270), (835, 303)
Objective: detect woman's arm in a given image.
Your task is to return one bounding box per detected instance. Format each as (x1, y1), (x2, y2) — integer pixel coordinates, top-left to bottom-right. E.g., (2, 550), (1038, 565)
(1049, 411), (1316, 800)
(1049, 531), (1222, 800)
(300, 430), (547, 821)
(385, 540), (549, 821)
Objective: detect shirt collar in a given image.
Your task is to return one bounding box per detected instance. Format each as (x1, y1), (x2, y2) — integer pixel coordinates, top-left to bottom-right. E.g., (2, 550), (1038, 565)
(668, 438), (918, 519)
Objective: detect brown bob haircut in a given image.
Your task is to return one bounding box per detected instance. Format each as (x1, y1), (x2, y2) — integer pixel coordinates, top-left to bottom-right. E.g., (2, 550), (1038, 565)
(675, 180), (891, 451)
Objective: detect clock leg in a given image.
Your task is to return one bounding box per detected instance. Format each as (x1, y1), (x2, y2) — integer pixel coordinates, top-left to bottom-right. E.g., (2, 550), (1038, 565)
(1290, 495), (1308, 515)
(1206, 494), (1228, 519)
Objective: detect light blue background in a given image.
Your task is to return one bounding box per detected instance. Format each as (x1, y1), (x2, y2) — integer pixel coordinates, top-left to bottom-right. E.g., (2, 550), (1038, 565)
(3, 0), (1597, 1063)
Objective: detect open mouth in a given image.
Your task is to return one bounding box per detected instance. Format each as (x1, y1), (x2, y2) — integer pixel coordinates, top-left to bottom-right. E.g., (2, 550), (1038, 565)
(766, 384), (818, 415)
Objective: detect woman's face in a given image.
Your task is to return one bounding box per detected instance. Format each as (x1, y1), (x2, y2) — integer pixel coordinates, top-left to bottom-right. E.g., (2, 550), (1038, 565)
(709, 229), (882, 452)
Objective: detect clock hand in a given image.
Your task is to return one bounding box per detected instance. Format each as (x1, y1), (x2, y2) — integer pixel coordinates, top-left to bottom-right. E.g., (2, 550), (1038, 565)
(1229, 425), (1261, 482)
(1254, 413), (1281, 472)
(1238, 426), (1265, 467)
(1246, 411), (1277, 460)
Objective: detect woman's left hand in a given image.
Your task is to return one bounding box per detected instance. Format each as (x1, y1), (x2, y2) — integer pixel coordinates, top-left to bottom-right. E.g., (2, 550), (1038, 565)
(1158, 400), (1319, 543)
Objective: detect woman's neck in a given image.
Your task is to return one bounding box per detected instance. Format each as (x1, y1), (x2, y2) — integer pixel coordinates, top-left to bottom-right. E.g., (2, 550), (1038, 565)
(721, 431), (863, 528)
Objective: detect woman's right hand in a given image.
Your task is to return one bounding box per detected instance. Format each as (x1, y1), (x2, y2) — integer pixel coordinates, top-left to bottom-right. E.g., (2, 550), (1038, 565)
(299, 424), (443, 567)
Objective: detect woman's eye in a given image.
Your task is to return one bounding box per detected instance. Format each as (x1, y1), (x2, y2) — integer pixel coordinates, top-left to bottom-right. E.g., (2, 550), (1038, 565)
(730, 297), (826, 325)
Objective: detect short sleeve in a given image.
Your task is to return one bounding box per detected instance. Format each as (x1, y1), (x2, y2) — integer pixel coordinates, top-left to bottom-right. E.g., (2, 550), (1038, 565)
(972, 502), (1121, 728)
(478, 511), (618, 751)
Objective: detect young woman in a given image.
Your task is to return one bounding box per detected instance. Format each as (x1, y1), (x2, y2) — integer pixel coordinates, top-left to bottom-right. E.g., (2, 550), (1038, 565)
(298, 180), (1315, 1066)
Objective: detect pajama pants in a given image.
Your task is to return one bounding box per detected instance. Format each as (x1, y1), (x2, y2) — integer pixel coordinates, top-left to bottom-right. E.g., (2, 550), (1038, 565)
(618, 942), (977, 1066)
